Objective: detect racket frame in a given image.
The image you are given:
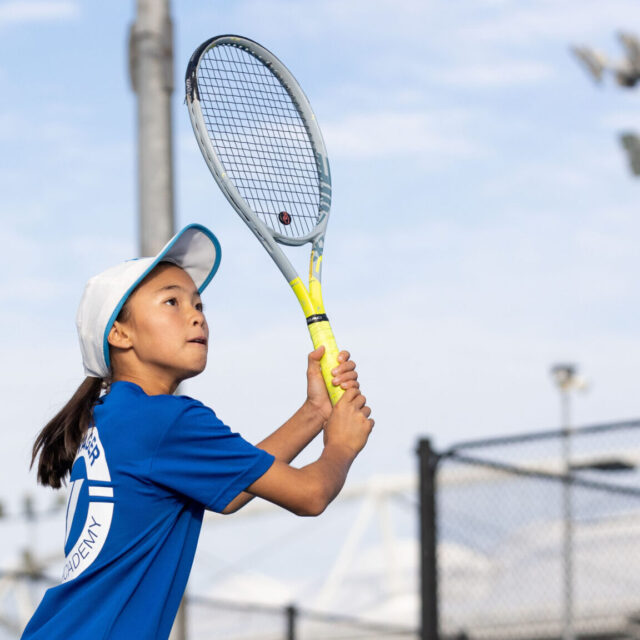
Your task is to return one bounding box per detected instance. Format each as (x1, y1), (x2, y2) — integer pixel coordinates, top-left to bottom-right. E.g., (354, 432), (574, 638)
(186, 35), (344, 405)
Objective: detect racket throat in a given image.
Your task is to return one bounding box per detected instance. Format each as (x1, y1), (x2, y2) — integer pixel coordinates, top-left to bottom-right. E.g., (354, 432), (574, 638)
(289, 276), (326, 318)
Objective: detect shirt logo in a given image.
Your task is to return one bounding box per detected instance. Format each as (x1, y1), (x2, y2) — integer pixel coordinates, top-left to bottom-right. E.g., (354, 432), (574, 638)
(62, 427), (114, 582)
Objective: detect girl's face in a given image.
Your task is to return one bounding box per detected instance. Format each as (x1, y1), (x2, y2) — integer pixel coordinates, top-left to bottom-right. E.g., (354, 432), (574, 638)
(108, 263), (209, 395)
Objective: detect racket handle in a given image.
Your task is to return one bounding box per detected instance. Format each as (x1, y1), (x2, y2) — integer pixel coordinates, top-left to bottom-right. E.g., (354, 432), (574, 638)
(307, 320), (345, 406)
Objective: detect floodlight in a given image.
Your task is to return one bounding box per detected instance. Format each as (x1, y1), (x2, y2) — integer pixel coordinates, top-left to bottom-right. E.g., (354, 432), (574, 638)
(618, 32), (640, 69)
(571, 46), (607, 83)
(620, 132), (640, 175)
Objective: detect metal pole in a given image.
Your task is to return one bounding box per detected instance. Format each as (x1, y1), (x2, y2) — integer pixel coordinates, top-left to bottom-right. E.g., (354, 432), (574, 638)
(285, 604), (297, 640)
(418, 438), (439, 640)
(551, 363), (585, 640)
(170, 599), (187, 640)
(129, 2), (181, 637)
(561, 392), (575, 640)
(129, 0), (175, 256)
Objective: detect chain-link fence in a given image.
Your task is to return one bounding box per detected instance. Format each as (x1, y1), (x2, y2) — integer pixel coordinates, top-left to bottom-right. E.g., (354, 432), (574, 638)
(1, 572), (416, 640)
(188, 596), (416, 639)
(0, 570), (56, 640)
(423, 419), (640, 640)
(6, 420), (640, 640)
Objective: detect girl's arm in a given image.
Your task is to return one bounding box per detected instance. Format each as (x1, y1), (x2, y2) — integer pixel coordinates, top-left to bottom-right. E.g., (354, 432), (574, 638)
(221, 347), (365, 514)
(238, 387), (373, 516)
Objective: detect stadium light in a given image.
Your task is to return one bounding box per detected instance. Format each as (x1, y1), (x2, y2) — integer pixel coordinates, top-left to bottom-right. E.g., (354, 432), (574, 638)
(572, 32), (640, 87)
(571, 47), (607, 83)
(550, 364), (588, 393)
(572, 32), (640, 179)
(620, 132), (640, 176)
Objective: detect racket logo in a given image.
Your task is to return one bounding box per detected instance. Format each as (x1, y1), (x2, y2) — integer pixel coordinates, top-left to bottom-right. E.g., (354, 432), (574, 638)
(278, 211), (292, 226)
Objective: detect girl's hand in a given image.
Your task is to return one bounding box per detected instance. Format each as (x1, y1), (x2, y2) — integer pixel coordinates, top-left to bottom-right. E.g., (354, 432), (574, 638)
(305, 346), (359, 422)
(323, 387), (374, 455)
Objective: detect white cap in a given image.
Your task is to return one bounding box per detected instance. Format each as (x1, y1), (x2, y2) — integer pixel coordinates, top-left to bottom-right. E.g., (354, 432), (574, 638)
(76, 224), (222, 378)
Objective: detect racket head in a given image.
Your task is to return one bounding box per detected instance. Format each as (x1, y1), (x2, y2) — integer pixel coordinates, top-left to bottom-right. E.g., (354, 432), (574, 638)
(186, 35), (332, 249)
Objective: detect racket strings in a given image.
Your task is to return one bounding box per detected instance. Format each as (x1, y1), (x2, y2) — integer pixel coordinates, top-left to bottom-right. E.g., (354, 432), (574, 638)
(197, 43), (322, 239)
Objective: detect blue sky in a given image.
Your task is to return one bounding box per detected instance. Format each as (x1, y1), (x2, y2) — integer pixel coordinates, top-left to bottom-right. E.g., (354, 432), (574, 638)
(2, 0), (640, 516)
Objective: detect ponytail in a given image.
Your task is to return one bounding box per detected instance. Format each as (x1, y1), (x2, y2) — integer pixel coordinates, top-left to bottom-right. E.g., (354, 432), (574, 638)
(31, 377), (104, 489)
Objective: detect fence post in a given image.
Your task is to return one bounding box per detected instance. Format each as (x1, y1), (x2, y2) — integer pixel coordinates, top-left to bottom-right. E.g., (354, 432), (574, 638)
(285, 604), (297, 640)
(418, 438), (439, 640)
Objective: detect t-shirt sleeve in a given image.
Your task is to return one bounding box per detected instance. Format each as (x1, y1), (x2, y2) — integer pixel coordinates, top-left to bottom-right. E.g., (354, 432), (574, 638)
(148, 399), (274, 512)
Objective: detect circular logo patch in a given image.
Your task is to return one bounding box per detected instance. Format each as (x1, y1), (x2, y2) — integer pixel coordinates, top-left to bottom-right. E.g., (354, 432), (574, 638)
(62, 428), (114, 582)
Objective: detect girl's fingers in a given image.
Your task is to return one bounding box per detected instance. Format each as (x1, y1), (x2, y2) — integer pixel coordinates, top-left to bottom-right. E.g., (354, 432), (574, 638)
(332, 360), (356, 376)
(354, 394), (367, 409)
(332, 370), (358, 387)
(309, 346), (325, 362)
(337, 387), (359, 403)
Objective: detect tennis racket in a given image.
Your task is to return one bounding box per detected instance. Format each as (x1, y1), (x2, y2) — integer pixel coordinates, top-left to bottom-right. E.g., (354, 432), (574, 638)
(185, 35), (344, 405)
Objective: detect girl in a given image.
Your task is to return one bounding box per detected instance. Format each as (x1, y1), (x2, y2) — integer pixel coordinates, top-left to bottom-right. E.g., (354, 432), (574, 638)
(22, 224), (373, 639)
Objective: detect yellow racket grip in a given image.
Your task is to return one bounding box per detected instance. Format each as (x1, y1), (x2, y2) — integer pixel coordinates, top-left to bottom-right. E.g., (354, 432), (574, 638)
(307, 319), (345, 406)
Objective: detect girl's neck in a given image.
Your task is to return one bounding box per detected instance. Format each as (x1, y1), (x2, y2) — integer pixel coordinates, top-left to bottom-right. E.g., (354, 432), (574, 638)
(111, 373), (178, 396)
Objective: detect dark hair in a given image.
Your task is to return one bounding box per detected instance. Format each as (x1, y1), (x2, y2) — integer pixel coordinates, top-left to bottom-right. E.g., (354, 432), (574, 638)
(31, 289), (142, 488)
(31, 300), (134, 488)
(31, 377), (104, 488)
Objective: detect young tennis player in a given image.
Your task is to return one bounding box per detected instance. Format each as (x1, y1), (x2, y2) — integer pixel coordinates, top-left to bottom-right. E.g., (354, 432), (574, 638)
(21, 224), (373, 639)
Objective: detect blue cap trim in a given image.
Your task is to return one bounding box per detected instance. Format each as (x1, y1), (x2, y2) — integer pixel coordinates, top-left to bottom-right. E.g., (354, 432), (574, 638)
(102, 224), (222, 372)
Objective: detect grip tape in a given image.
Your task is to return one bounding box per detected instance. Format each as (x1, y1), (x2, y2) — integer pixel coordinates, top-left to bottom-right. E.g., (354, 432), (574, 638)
(307, 320), (344, 406)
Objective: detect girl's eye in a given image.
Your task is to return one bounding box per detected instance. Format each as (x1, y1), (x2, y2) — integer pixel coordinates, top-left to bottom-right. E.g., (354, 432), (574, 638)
(165, 298), (177, 306)
(196, 302), (204, 312)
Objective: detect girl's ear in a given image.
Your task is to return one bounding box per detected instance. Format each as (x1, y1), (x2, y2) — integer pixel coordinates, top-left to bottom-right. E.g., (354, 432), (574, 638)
(107, 321), (133, 349)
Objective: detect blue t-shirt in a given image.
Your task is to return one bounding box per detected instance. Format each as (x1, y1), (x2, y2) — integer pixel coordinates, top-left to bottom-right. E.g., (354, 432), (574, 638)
(22, 381), (274, 640)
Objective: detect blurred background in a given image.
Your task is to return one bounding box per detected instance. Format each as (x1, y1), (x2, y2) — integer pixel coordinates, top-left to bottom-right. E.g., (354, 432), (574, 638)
(1, 1), (640, 638)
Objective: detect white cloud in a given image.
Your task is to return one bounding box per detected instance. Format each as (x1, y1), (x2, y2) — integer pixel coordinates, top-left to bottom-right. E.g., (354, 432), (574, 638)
(4, 275), (70, 303)
(430, 60), (554, 88)
(228, 0), (433, 41)
(323, 110), (482, 159)
(230, 0), (640, 57)
(600, 105), (640, 131)
(479, 134), (626, 199)
(0, 1), (79, 26)
(455, 0), (640, 46)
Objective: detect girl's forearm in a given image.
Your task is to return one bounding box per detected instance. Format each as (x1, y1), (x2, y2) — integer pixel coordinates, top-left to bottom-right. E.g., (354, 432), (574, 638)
(297, 442), (356, 514)
(227, 442), (357, 517)
(255, 400), (325, 462)
(221, 401), (325, 514)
